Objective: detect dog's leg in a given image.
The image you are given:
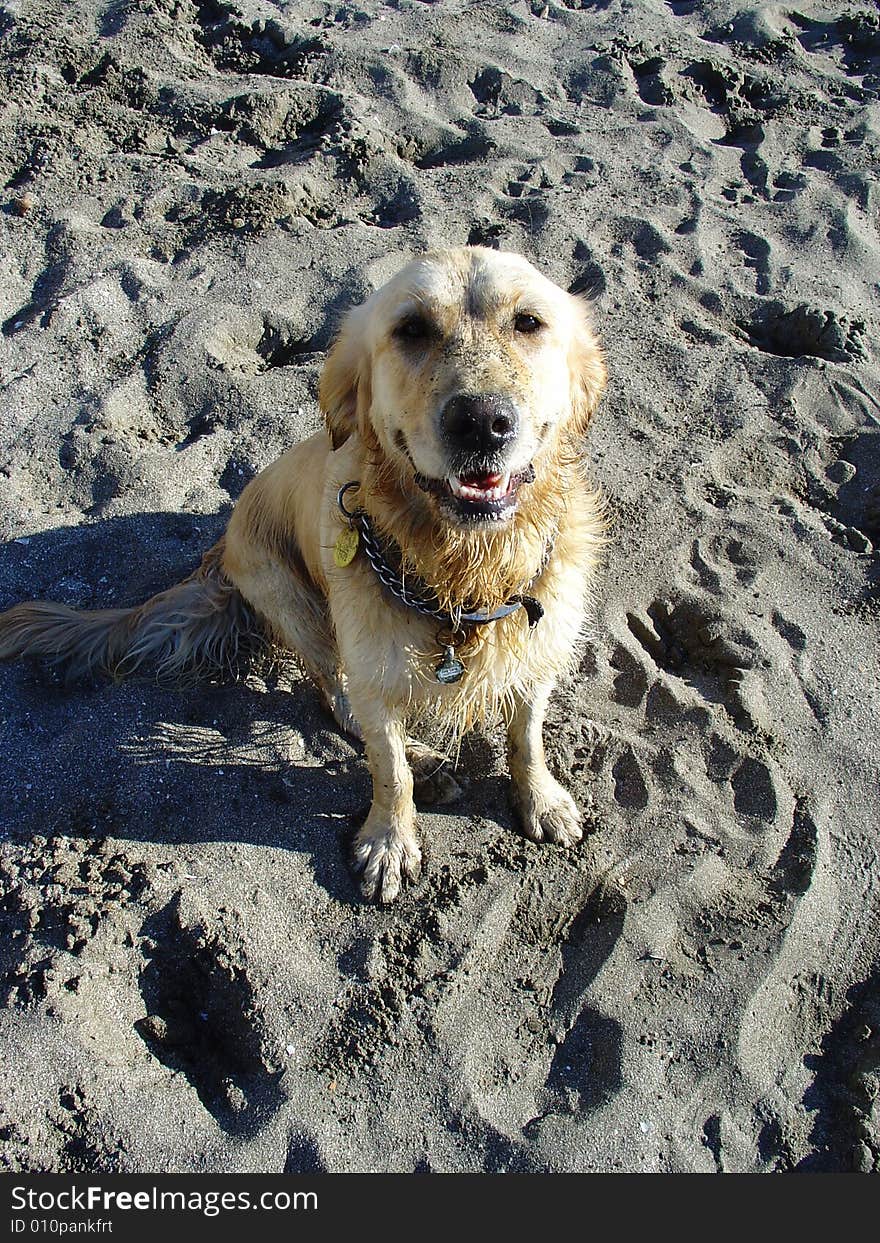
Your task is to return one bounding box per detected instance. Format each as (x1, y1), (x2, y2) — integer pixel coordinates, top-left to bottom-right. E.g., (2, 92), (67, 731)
(507, 684), (583, 846)
(347, 695), (421, 902)
(317, 680), (462, 802)
(312, 669), (364, 741)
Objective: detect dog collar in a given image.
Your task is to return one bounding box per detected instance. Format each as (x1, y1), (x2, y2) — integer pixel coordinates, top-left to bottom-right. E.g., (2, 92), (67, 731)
(336, 481), (547, 683)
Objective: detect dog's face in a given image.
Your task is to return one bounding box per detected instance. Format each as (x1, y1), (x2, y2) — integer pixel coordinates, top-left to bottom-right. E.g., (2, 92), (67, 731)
(320, 247), (605, 527)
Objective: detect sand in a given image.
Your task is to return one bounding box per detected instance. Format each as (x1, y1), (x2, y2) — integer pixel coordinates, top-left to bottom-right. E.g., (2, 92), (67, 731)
(0, 0), (878, 1173)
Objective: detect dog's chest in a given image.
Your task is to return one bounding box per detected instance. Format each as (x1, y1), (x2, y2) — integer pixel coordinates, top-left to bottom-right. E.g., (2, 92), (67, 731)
(339, 566), (584, 716)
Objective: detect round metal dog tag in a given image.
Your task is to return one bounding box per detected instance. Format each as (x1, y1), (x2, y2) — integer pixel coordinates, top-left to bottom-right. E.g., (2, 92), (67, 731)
(333, 527), (359, 568)
(435, 646), (464, 684)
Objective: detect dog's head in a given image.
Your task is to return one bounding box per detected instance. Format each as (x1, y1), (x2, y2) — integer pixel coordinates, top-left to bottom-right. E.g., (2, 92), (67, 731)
(320, 247), (605, 527)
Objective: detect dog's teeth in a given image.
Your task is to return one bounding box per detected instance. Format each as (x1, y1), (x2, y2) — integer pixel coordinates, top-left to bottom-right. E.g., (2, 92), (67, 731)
(447, 474), (464, 498)
(446, 471), (514, 505)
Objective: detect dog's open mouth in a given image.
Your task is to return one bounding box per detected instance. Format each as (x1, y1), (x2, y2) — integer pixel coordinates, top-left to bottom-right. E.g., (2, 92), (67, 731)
(416, 464), (535, 523)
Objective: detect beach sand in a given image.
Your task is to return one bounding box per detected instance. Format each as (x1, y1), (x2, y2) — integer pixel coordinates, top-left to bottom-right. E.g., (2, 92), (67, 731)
(1, 0), (878, 1172)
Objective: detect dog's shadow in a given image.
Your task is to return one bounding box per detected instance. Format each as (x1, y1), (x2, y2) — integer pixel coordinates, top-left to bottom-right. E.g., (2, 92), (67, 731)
(0, 511), (368, 900)
(0, 511), (513, 904)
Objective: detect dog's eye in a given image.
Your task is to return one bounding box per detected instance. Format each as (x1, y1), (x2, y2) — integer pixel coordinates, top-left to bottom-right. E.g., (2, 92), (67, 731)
(514, 313), (543, 335)
(394, 314), (433, 344)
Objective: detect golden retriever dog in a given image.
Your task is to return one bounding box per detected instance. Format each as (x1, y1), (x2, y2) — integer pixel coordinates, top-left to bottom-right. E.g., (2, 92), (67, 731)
(0, 247), (606, 902)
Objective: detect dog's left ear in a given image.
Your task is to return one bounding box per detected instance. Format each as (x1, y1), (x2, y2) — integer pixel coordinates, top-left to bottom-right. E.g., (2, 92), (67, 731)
(567, 301), (607, 437)
(319, 306), (372, 450)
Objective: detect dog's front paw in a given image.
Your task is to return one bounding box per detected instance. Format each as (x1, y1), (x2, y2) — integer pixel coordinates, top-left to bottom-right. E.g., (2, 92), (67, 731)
(351, 811), (422, 903)
(515, 776), (583, 847)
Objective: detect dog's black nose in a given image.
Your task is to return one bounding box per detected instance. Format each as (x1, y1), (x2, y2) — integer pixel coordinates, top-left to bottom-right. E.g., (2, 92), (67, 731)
(440, 394), (519, 456)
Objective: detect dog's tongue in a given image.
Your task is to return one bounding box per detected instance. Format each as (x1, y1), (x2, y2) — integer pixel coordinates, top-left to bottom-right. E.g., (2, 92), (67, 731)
(447, 469), (513, 502)
(461, 470), (503, 488)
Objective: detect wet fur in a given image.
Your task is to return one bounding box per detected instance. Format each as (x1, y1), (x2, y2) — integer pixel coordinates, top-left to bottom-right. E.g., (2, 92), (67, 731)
(0, 247), (607, 902)
(0, 540), (263, 685)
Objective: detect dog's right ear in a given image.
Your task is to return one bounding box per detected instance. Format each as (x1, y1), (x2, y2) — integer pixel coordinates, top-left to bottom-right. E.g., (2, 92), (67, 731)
(319, 306), (372, 450)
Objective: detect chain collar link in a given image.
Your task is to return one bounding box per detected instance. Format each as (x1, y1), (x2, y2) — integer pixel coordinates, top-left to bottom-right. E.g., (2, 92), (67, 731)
(336, 481), (548, 631)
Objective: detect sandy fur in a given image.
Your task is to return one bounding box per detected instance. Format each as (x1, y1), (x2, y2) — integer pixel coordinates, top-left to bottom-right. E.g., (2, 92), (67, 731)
(0, 247), (607, 903)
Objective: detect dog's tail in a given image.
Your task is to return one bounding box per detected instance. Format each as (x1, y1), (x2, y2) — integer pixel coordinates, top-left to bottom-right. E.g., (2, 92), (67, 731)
(0, 539), (266, 684)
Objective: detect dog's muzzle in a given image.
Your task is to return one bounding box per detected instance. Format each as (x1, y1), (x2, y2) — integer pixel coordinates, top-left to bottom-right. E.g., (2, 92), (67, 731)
(410, 393), (532, 524)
